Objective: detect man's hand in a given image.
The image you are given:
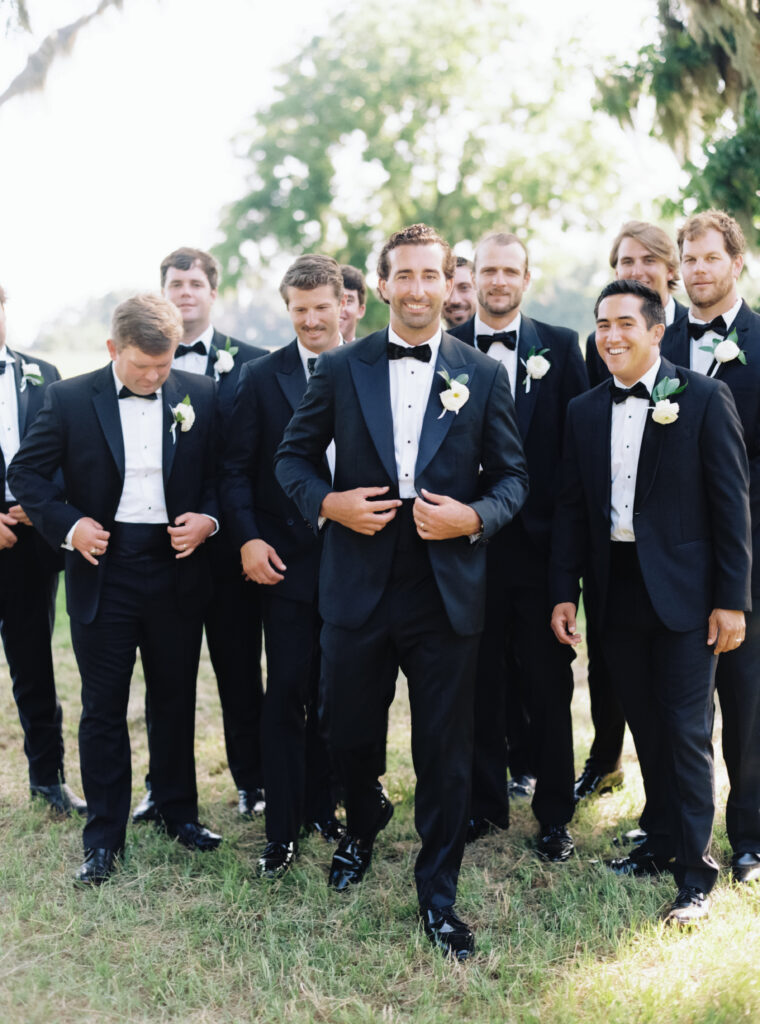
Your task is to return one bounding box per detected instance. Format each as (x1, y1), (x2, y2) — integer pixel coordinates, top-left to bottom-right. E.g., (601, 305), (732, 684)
(8, 504), (32, 526)
(0, 512), (18, 550)
(167, 513), (214, 559)
(241, 538), (286, 585)
(72, 518), (110, 565)
(320, 486), (401, 536)
(413, 489), (480, 540)
(551, 603), (583, 646)
(707, 608), (746, 655)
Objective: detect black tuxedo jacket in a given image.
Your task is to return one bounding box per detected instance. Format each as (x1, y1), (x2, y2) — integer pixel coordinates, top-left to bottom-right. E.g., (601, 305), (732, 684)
(586, 299), (688, 387)
(551, 358), (751, 632)
(8, 365), (218, 624)
(221, 340), (327, 603)
(662, 299), (760, 597)
(450, 315), (588, 555)
(274, 328), (529, 636)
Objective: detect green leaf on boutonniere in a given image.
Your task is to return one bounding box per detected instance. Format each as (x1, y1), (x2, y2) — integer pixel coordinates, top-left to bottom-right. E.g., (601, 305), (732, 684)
(223, 336), (239, 358)
(652, 376), (687, 403)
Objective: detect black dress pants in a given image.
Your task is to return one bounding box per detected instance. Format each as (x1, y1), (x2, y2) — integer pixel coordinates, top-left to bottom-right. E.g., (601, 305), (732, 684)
(70, 525), (203, 851)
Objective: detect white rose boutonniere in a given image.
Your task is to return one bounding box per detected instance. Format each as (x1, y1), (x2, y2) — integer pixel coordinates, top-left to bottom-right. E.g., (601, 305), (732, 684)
(20, 360), (43, 392)
(650, 376), (687, 425)
(213, 337), (238, 381)
(437, 369), (470, 419)
(521, 347), (550, 393)
(170, 394), (196, 444)
(700, 328), (747, 375)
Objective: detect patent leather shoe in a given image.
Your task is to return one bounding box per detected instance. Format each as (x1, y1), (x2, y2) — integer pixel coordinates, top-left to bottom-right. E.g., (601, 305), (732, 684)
(605, 850), (673, 876)
(664, 886), (710, 925)
(30, 782), (87, 817)
(328, 792), (393, 891)
(537, 824), (574, 862)
(258, 840), (297, 878)
(465, 817), (507, 844)
(419, 906), (475, 961)
(732, 851), (760, 884)
(508, 774), (536, 799)
(163, 820), (222, 851)
(132, 784), (159, 823)
(238, 788), (266, 819)
(304, 817), (346, 843)
(612, 827), (648, 848)
(74, 847), (120, 886)
(574, 764), (624, 802)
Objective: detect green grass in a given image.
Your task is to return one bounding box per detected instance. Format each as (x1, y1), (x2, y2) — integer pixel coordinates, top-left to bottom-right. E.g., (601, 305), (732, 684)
(0, 587), (755, 1023)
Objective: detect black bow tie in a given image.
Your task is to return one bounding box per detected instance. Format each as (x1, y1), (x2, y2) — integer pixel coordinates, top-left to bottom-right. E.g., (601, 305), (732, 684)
(387, 341), (432, 363)
(307, 357), (317, 375)
(175, 340), (207, 358)
(0, 362), (7, 375)
(687, 316), (728, 341)
(609, 380), (650, 404)
(118, 386), (158, 401)
(476, 331), (517, 353)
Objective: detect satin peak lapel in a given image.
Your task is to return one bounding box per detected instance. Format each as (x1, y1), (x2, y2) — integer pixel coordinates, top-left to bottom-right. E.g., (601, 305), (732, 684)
(415, 335), (475, 479)
(514, 319), (541, 439)
(92, 370), (125, 480)
(633, 365), (669, 511)
(161, 374), (184, 485)
(664, 318), (691, 371)
(276, 343), (307, 412)
(12, 353), (31, 436)
(591, 387), (612, 521)
(349, 332), (398, 485)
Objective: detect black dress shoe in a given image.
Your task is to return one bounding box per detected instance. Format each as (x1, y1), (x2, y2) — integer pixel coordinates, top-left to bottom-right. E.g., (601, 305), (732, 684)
(573, 764), (624, 802)
(605, 850), (674, 876)
(732, 851), (760, 884)
(537, 824), (574, 862)
(664, 886), (710, 925)
(328, 792), (393, 891)
(612, 827), (648, 848)
(238, 788), (266, 819)
(419, 906), (475, 961)
(508, 774), (536, 799)
(30, 782), (87, 817)
(258, 840), (297, 878)
(304, 817), (346, 843)
(465, 817), (507, 844)
(74, 847), (120, 886)
(162, 820), (222, 851)
(132, 785), (159, 824)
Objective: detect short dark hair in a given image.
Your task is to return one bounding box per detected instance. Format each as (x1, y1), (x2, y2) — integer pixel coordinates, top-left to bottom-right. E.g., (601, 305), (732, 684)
(111, 294), (184, 354)
(376, 223), (455, 283)
(340, 264), (366, 305)
(609, 221), (680, 292)
(160, 247), (220, 290)
(473, 232), (529, 274)
(677, 209), (746, 261)
(0, 284), (6, 306)
(279, 254), (344, 304)
(594, 279), (665, 329)
(455, 256), (473, 271)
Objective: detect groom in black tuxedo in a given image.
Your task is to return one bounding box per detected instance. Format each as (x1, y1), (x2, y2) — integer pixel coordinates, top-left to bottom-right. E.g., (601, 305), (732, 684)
(662, 210), (760, 885)
(0, 285), (85, 816)
(551, 279), (751, 924)
(275, 224), (528, 959)
(9, 294), (222, 884)
(449, 231), (588, 859)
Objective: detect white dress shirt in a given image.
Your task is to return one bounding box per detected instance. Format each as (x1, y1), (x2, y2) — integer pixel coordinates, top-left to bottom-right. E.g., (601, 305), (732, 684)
(663, 295), (677, 327)
(299, 339), (338, 481)
(172, 323), (214, 376)
(689, 296), (742, 376)
(0, 347), (20, 501)
(387, 326), (441, 499)
(112, 367), (169, 524)
(473, 312), (519, 397)
(610, 358), (661, 542)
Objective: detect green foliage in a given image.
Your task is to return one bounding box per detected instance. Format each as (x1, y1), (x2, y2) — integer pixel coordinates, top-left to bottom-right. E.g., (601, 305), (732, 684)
(596, 0), (760, 245)
(215, 0), (623, 315)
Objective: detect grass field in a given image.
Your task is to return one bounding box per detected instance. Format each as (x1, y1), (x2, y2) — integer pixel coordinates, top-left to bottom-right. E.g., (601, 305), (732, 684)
(0, 587), (758, 1023)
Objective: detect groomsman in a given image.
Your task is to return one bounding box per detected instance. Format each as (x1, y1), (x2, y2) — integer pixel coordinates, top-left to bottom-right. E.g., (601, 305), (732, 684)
(449, 232), (588, 858)
(0, 286), (85, 816)
(222, 254), (345, 877)
(339, 265), (367, 342)
(131, 246), (269, 823)
(9, 295), (222, 884)
(578, 221), (688, 810)
(552, 279), (751, 924)
(275, 223), (528, 959)
(662, 210), (760, 884)
(442, 257), (476, 329)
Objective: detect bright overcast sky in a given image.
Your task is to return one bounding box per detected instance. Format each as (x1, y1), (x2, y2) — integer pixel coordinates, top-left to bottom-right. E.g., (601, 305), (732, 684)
(0, 0), (666, 343)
